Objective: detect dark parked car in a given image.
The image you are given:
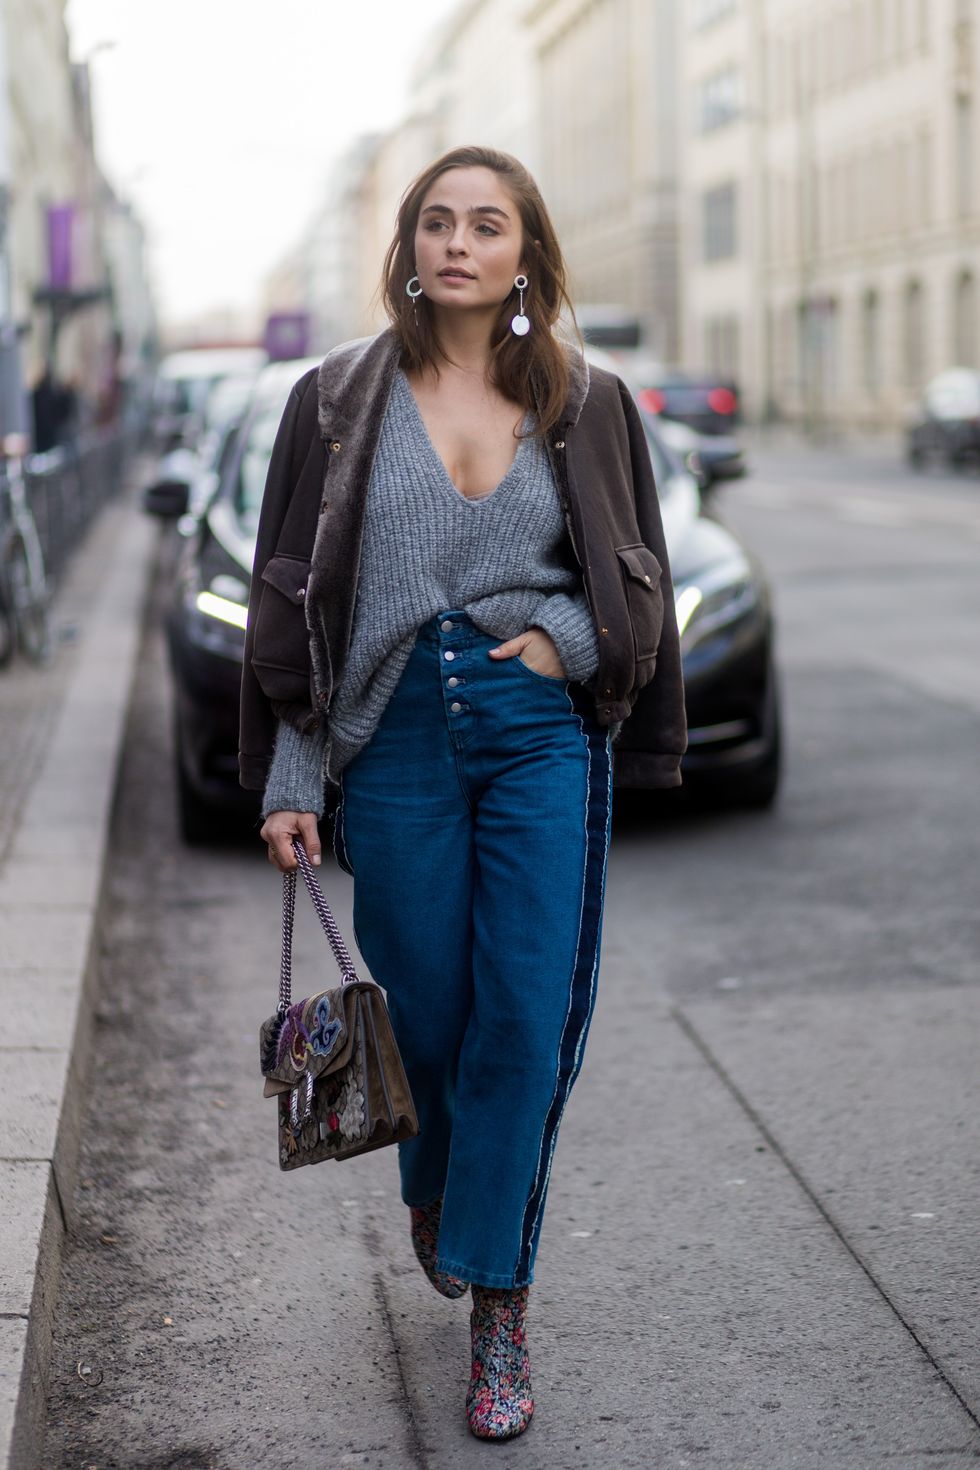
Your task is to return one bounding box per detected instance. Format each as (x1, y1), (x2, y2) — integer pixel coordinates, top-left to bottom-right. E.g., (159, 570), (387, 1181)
(638, 373), (741, 436)
(645, 411), (746, 490)
(144, 358), (319, 840)
(906, 369), (980, 470)
(146, 350), (780, 841)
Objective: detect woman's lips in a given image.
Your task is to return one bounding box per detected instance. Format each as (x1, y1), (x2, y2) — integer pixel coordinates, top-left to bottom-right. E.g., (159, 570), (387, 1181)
(439, 271), (474, 280)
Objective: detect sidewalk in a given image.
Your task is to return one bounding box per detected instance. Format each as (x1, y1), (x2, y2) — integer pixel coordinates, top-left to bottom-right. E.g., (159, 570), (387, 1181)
(0, 465), (159, 1470)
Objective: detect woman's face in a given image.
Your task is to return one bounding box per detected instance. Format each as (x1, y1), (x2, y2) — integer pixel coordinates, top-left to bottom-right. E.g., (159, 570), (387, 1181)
(413, 166), (527, 317)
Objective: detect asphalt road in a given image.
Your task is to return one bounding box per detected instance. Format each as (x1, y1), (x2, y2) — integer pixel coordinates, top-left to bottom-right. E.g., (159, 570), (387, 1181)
(41, 440), (980, 1469)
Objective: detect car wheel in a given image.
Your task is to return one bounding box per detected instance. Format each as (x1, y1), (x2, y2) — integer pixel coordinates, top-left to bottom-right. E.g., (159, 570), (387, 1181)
(175, 722), (216, 845)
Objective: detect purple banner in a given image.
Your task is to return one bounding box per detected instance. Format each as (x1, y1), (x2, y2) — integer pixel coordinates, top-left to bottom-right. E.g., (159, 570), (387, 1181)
(263, 311), (311, 362)
(46, 204), (75, 290)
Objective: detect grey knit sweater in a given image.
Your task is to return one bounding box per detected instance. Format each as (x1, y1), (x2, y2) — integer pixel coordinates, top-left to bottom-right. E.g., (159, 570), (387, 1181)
(261, 366), (598, 818)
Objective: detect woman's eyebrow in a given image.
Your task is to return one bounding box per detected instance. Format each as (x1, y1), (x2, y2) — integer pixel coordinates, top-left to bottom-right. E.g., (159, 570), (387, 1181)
(420, 204), (510, 221)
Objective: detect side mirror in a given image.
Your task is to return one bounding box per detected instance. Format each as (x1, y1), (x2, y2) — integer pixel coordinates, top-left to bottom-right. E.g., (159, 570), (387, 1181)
(143, 478), (190, 517)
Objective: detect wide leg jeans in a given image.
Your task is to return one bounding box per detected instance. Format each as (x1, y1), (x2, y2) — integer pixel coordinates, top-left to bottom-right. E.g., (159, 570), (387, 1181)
(332, 610), (613, 1287)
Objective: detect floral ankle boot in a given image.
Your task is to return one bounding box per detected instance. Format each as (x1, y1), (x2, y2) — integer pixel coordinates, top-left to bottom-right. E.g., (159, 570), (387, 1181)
(408, 1196), (469, 1300)
(466, 1284), (534, 1440)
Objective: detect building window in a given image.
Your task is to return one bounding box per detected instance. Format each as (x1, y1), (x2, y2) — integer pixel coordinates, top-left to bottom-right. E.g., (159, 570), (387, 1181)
(903, 281), (925, 387)
(703, 182), (738, 261)
(862, 290), (881, 396)
(954, 270), (977, 366)
(697, 67), (744, 131)
(691, 0), (737, 29)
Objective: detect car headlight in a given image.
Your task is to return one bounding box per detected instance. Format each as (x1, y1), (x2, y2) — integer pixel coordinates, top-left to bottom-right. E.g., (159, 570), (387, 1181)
(674, 554), (759, 653)
(183, 563), (250, 660)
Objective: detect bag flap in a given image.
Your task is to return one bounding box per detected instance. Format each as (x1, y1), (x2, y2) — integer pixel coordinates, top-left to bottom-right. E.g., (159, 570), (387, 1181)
(615, 543), (662, 588)
(260, 552), (312, 606)
(259, 981), (381, 1087)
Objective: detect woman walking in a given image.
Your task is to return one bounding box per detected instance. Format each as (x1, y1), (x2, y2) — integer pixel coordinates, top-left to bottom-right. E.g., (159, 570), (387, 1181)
(239, 145), (686, 1440)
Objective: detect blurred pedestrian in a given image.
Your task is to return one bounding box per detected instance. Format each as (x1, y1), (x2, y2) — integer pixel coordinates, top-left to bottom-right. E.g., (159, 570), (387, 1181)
(240, 144), (687, 1441)
(30, 366), (76, 452)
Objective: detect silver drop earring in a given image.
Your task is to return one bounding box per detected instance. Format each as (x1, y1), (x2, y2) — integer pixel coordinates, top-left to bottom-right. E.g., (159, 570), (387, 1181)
(406, 273), (423, 327)
(511, 275), (530, 336)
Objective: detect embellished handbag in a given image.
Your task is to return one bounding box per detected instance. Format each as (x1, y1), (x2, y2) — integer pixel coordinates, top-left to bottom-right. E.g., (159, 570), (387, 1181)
(259, 837), (419, 1170)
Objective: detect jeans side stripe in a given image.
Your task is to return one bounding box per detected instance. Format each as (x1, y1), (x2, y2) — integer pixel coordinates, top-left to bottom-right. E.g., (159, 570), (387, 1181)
(517, 699), (612, 1279)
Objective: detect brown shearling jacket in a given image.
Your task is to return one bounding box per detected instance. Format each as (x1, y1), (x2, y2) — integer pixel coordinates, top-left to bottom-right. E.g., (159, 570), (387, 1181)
(238, 326), (687, 807)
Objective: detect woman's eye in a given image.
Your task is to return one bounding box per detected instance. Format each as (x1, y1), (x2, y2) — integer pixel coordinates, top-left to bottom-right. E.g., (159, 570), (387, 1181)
(423, 221), (498, 236)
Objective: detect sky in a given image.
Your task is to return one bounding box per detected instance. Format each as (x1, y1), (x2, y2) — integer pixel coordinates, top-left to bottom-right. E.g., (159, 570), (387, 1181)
(65, 0), (464, 329)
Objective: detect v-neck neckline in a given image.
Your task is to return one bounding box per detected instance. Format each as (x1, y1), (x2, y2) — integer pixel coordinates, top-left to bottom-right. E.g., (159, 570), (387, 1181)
(395, 367), (534, 506)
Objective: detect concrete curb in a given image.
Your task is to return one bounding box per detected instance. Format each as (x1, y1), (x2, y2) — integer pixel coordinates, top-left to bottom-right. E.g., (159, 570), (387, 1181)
(0, 484), (159, 1470)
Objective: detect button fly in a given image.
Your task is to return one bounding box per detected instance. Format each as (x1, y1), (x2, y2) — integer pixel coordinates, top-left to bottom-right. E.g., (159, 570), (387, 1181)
(444, 650), (455, 662)
(447, 676), (460, 688)
(441, 619), (455, 631)
(450, 702), (463, 713)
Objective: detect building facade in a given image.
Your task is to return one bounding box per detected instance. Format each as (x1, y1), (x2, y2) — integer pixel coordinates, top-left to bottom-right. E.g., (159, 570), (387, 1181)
(682, 0), (980, 428)
(526, 0), (681, 362)
(296, 0), (682, 357)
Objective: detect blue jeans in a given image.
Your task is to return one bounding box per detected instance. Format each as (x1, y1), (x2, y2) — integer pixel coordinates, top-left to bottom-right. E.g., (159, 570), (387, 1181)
(331, 610), (613, 1287)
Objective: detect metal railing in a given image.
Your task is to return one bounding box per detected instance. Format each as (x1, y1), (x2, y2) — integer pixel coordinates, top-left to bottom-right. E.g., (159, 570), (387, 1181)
(19, 417), (143, 586)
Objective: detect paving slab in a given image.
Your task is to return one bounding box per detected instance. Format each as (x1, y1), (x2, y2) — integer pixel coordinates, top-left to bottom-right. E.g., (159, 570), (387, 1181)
(675, 986), (980, 1425)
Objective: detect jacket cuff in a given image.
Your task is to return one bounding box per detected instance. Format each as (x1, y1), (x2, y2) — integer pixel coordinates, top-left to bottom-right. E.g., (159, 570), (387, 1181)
(261, 718), (328, 818)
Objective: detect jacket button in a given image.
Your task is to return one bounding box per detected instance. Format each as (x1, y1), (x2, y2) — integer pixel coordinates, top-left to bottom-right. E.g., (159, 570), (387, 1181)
(554, 440), (565, 449)
(297, 587), (306, 599)
(644, 574), (651, 583)
(600, 627), (609, 635)
(320, 500), (328, 514)
(329, 440), (341, 453)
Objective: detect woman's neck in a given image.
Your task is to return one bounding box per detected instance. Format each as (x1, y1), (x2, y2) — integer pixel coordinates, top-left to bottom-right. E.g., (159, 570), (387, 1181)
(428, 306), (498, 380)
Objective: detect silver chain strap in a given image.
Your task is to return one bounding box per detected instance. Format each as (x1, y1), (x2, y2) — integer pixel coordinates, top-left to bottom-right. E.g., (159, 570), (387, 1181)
(278, 837), (360, 1014)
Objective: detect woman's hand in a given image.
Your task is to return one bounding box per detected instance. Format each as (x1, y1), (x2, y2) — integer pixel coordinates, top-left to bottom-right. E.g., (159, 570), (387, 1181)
(488, 626), (566, 679)
(260, 810), (321, 871)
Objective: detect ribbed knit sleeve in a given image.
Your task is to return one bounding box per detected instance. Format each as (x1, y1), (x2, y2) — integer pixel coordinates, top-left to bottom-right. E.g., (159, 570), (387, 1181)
(526, 588), (599, 684)
(261, 718), (328, 818)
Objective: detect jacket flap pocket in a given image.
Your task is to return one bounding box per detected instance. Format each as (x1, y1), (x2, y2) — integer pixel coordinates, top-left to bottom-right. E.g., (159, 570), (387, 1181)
(616, 543), (662, 588)
(260, 553), (311, 605)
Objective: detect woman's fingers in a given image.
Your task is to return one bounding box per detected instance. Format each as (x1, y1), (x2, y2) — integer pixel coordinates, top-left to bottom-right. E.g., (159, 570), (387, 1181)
(488, 633), (531, 659)
(490, 627), (565, 678)
(259, 811), (320, 871)
(297, 811), (322, 866)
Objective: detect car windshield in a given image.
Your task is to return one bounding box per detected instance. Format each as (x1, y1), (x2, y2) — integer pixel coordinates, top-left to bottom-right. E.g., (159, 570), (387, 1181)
(204, 375), (256, 434)
(232, 408), (281, 536)
(638, 413), (685, 491)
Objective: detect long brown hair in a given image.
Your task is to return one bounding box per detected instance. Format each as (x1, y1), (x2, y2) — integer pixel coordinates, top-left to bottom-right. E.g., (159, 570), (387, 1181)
(379, 145), (583, 440)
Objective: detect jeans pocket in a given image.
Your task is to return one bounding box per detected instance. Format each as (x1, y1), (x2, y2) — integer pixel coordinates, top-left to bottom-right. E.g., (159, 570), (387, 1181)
(512, 654), (568, 686)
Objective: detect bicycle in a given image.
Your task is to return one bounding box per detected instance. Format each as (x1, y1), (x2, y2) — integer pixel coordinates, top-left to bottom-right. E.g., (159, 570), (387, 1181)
(0, 433), (51, 668)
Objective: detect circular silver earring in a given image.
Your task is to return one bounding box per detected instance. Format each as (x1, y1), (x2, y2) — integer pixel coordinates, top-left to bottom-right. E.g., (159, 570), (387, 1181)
(511, 275), (530, 336)
(406, 274), (423, 327)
